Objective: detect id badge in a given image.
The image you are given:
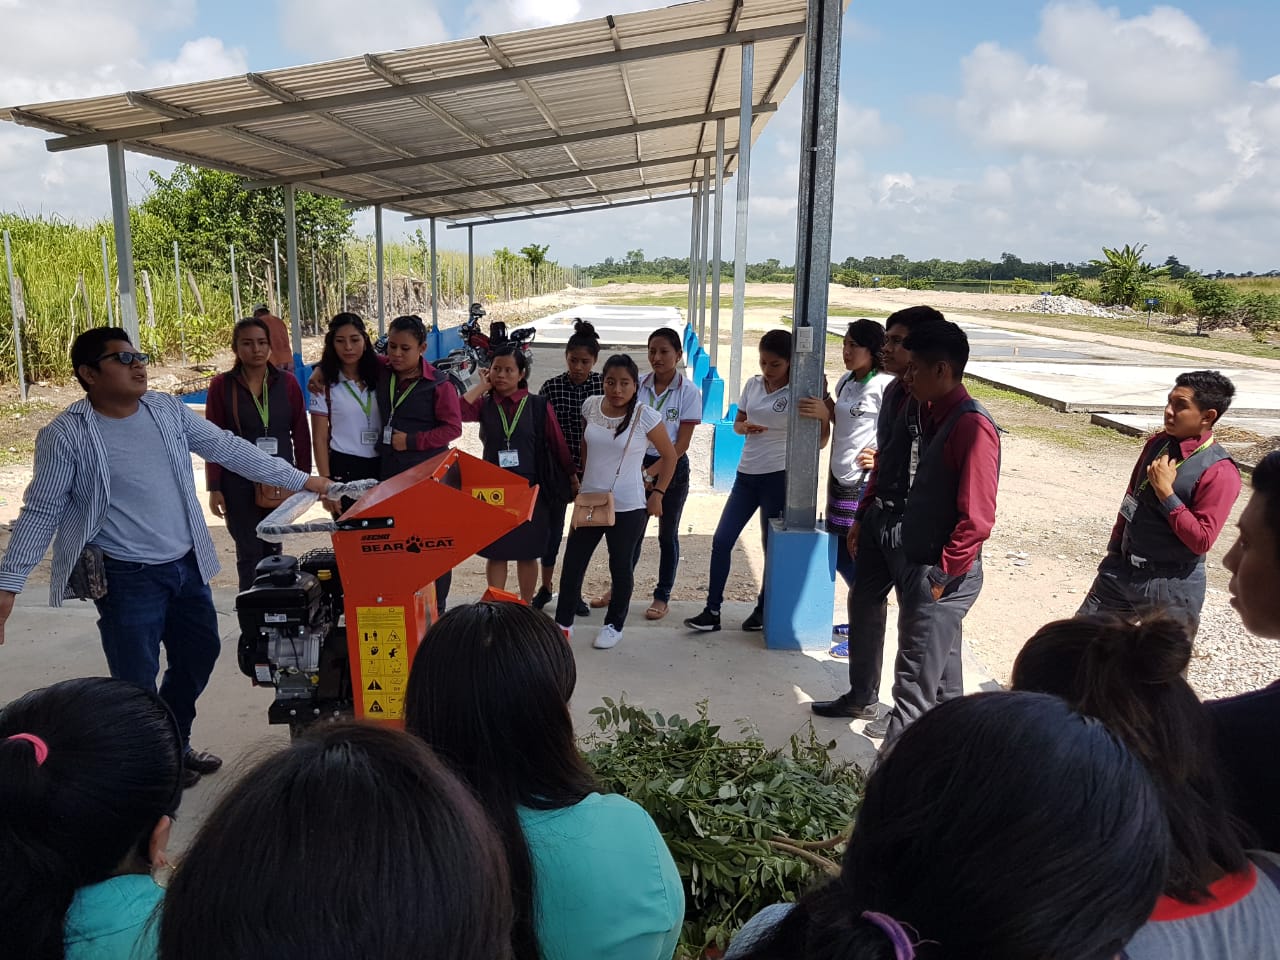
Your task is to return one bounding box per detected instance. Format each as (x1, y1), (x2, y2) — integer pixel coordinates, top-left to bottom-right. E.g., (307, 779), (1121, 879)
(382, 426), (393, 445)
(1119, 493), (1139, 522)
(360, 429), (379, 446)
(498, 449), (520, 469)
(255, 437), (278, 456)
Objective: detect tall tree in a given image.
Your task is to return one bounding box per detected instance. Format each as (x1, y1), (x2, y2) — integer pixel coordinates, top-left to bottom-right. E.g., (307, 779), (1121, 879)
(520, 243), (550, 292)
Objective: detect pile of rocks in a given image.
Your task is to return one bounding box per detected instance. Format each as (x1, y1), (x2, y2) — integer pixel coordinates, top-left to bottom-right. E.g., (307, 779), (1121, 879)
(1012, 294), (1122, 319)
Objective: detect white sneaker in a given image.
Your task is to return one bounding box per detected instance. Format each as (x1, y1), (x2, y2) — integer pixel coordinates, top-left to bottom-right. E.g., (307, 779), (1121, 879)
(593, 624), (623, 649)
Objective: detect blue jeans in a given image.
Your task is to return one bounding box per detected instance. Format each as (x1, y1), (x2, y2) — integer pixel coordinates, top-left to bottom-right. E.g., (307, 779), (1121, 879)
(706, 470), (787, 611)
(94, 551), (223, 749)
(631, 454), (692, 603)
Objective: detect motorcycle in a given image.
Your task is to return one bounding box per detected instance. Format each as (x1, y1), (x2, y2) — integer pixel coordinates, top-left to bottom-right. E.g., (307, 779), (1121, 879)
(374, 303), (535, 396)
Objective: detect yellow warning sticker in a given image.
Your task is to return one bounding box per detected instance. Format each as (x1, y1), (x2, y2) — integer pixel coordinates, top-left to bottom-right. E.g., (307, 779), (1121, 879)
(355, 606), (408, 719)
(471, 487), (505, 506)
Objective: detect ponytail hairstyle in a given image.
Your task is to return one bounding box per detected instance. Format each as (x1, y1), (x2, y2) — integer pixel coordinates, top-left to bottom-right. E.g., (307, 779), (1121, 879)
(389, 313), (428, 345)
(738, 692), (1168, 960)
(601, 354), (641, 436)
(565, 319), (601, 359)
(1012, 614), (1248, 902)
(319, 312), (379, 388)
(230, 317), (272, 373)
(491, 343), (530, 391)
(0, 678), (183, 960)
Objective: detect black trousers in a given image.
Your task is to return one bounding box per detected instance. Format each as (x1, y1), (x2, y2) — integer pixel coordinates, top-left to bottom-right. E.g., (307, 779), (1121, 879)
(223, 475), (282, 591)
(883, 558), (983, 744)
(555, 509), (648, 630)
(541, 498), (570, 569)
(845, 503), (912, 706)
(1077, 558), (1205, 639)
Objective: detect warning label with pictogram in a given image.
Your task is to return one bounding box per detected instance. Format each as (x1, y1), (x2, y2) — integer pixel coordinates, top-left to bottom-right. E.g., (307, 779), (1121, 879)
(471, 487), (505, 506)
(356, 605), (408, 719)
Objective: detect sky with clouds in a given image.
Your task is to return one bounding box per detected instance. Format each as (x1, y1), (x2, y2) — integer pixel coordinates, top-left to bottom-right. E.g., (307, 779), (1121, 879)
(1, 0), (1277, 273)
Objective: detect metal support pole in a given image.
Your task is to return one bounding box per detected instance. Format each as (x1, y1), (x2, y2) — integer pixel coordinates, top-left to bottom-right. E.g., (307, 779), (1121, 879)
(106, 142), (139, 345)
(282, 184), (304, 364)
(341, 249), (348, 312)
(3, 231), (29, 400)
(100, 234), (114, 326)
(698, 163), (712, 343)
(374, 204), (386, 334)
(711, 119), (725, 367)
(467, 225), (475, 308)
(782, 0), (843, 529)
(687, 195), (699, 331)
(728, 41), (754, 407)
(429, 217), (439, 329)
(230, 243), (242, 318)
(173, 241), (186, 365)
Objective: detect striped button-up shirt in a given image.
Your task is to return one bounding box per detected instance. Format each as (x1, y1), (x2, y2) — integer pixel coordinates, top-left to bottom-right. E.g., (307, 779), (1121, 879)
(0, 392), (311, 606)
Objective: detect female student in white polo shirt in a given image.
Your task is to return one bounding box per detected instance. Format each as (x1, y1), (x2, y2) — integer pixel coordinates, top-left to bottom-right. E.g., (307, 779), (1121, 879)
(309, 313), (382, 512)
(686, 330), (826, 633)
(592, 328), (702, 621)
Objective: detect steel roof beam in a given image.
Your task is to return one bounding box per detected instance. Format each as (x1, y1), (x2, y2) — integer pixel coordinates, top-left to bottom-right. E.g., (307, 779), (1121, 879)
(361, 53), (550, 202)
(38, 21), (805, 152)
(409, 173), (730, 221)
(378, 148), (737, 206)
(246, 103), (774, 189)
(480, 36), (599, 195)
(443, 191), (696, 229)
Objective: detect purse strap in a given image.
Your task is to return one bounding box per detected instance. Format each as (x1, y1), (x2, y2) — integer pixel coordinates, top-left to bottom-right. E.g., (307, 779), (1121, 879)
(607, 405), (643, 493)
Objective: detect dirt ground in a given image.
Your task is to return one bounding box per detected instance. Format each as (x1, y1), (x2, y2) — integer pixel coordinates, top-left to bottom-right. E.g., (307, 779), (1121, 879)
(0, 284), (1255, 687)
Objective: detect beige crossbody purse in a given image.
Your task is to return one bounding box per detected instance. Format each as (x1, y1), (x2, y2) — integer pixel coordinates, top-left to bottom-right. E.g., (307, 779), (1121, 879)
(571, 408), (642, 529)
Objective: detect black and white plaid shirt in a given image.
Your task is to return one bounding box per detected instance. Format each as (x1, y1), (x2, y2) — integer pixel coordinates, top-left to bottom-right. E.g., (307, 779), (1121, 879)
(538, 371), (603, 473)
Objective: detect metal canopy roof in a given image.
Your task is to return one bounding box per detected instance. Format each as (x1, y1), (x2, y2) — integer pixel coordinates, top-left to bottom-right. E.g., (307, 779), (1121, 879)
(0, 0), (821, 226)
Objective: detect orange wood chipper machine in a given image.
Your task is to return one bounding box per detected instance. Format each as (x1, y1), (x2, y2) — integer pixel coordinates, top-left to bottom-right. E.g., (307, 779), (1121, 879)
(235, 449), (535, 735)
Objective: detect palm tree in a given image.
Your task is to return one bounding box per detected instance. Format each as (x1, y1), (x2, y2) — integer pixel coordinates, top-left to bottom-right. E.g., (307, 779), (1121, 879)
(1089, 243), (1167, 308)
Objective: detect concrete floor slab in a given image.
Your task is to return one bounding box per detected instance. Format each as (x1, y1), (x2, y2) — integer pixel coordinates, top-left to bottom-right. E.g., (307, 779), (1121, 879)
(0, 589), (994, 854)
(525, 304), (684, 348)
(1091, 412), (1280, 443)
(967, 361), (1280, 415)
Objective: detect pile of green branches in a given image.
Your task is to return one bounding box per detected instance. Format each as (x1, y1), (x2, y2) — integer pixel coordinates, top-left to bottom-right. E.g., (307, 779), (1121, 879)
(582, 698), (865, 956)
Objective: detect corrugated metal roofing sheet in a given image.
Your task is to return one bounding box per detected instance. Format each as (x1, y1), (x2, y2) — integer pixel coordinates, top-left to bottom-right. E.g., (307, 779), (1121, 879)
(0, 0), (840, 223)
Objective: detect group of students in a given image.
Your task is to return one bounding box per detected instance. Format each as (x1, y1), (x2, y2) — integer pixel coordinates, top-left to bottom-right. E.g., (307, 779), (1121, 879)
(6, 476), (1279, 959)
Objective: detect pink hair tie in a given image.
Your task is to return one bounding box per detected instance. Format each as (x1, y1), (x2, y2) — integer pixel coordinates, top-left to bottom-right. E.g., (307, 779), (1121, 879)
(6, 733), (49, 766)
(862, 911), (916, 960)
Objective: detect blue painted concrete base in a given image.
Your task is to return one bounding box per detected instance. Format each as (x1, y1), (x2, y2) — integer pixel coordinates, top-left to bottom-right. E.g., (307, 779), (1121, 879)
(762, 521), (836, 651)
(701, 370), (724, 423)
(691, 347), (710, 384)
(711, 409), (744, 490)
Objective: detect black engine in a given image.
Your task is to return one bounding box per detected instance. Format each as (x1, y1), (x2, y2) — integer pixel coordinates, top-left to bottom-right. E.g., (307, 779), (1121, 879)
(236, 550), (353, 734)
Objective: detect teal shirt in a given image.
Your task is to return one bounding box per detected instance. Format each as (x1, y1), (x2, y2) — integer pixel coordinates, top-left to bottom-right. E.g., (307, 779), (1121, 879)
(64, 874), (163, 960)
(519, 793), (685, 960)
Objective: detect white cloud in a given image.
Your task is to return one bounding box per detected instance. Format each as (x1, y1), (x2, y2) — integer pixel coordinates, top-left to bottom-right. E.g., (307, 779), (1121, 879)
(0, 0), (246, 224)
(278, 0), (448, 59)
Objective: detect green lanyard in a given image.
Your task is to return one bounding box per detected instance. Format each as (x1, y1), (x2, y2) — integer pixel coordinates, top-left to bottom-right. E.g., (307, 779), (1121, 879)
(496, 395), (528, 448)
(388, 374), (419, 425)
(247, 376), (270, 430)
(1134, 436), (1213, 496)
(647, 378), (675, 411)
(342, 380), (373, 423)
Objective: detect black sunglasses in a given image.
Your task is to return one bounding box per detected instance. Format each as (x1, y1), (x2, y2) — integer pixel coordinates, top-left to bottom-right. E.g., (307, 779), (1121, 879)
(96, 351), (151, 366)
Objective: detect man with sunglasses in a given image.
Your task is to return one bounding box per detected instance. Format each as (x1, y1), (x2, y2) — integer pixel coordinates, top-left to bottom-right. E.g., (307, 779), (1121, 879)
(0, 327), (332, 787)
